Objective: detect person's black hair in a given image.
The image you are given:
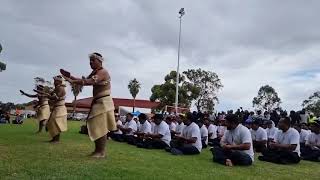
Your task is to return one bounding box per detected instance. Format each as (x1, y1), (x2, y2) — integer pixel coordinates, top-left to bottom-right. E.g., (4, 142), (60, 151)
(225, 114), (239, 124)
(127, 113), (133, 117)
(186, 112), (194, 122)
(252, 120), (260, 125)
(93, 52), (103, 57)
(265, 120), (273, 125)
(154, 114), (163, 121)
(281, 117), (291, 126)
(138, 113), (147, 121)
(293, 123), (301, 128)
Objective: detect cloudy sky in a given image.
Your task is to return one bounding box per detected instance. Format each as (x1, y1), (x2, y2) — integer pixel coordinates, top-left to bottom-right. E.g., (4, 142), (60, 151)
(1, 0), (320, 111)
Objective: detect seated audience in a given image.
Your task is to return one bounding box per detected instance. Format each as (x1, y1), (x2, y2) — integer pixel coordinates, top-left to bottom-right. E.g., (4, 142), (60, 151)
(259, 117), (301, 164)
(211, 114), (254, 166)
(301, 121), (320, 162)
(137, 114), (171, 149)
(251, 120), (267, 152)
(197, 120), (208, 149)
(168, 113), (202, 155)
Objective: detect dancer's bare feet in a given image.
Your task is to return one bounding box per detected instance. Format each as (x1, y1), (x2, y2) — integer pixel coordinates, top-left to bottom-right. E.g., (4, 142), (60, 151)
(90, 152), (105, 159)
(225, 159), (233, 167)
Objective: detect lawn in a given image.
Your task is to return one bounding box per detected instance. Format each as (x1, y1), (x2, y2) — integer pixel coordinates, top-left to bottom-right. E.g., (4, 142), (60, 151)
(0, 119), (319, 180)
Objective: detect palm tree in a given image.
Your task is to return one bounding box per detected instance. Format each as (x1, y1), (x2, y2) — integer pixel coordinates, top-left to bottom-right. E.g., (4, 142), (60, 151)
(128, 78), (141, 112)
(70, 83), (83, 116)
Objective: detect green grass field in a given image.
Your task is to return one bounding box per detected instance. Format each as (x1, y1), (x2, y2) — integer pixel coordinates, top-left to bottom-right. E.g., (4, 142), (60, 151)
(0, 119), (319, 180)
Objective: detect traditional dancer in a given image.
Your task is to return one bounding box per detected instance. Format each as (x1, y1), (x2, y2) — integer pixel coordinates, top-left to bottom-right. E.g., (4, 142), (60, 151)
(36, 75), (68, 143)
(20, 85), (51, 133)
(61, 52), (117, 158)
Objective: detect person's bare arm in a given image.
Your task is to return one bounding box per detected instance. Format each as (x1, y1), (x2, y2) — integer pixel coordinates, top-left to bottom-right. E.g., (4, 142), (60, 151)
(20, 90), (37, 98)
(65, 69), (108, 86)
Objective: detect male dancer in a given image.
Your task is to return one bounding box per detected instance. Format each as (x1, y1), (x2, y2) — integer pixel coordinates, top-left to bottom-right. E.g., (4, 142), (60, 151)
(61, 52), (117, 158)
(20, 85), (51, 133)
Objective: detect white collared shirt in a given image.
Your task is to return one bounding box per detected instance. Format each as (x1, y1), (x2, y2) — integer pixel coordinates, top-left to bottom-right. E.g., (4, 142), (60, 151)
(114, 120), (123, 135)
(124, 119), (137, 135)
(221, 124), (254, 161)
(182, 122), (202, 152)
(300, 129), (311, 144)
(251, 127), (267, 141)
(153, 121), (171, 146)
(139, 120), (152, 134)
(275, 128), (300, 156)
(207, 124), (218, 140)
(176, 122), (185, 134)
(200, 124), (208, 145)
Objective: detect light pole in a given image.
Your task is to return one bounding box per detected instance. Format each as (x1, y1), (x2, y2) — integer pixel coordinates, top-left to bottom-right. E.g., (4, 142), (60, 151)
(175, 8), (185, 114)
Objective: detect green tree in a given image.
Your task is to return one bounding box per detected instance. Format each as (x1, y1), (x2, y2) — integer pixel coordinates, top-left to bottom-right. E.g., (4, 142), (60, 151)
(302, 91), (320, 117)
(70, 83), (83, 116)
(128, 78), (141, 112)
(253, 85), (281, 111)
(183, 68), (223, 113)
(150, 71), (198, 110)
(34, 77), (52, 92)
(0, 43), (6, 72)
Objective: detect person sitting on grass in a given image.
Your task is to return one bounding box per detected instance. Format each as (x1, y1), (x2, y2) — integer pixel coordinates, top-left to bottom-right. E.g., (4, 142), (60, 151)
(109, 113), (123, 141)
(172, 114), (185, 136)
(168, 112), (202, 155)
(117, 113), (137, 142)
(137, 114), (171, 149)
(127, 113), (151, 145)
(293, 123), (311, 148)
(205, 118), (218, 146)
(251, 120), (267, 152)
(197, 120), (208, 149)
(166, 116), (177, 138)
(12, 114), (24, 124)
(216, 119), (226, 144)
(211, 114), (254, 166)
(258, 117), (301, 164)
(301, 120), (320, 162)
(265, 120), (278, 143)
(300, 123), (311, 134)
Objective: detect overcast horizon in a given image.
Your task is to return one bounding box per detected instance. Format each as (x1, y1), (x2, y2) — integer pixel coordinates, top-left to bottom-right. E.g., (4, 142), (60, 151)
(1, 0), (320, 111)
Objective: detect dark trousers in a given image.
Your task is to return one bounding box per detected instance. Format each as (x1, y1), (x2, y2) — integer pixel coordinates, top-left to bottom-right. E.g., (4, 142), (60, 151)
(127, 136), (145, 146)
(202, 140), (208, 149)
(212, 146), (252, 166)
(253, 141), (266, 153)
(111, 134), (134, 143)
(301, 146), (320, 162)
(259, 149), (300, 164)
(169, 140), (200, 155)
(174, 145), (200, 155)
(137, 138), (169, 149)
(208, 138), (221, 147)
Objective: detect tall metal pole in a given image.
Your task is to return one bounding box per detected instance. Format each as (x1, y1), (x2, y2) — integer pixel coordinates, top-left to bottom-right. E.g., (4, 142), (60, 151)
(175, 8), (185, 114)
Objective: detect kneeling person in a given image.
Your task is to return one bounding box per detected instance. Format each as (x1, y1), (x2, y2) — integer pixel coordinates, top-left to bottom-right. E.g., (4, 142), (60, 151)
(211, 114), (254, 166)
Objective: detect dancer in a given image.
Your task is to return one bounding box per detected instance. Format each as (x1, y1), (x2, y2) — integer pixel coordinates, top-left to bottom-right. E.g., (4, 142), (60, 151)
(61, 52), (117, 158)
(20, 85), (51, 133)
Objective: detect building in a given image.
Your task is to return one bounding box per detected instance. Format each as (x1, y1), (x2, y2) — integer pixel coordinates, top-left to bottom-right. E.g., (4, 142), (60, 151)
(65, 97), (161, 113)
